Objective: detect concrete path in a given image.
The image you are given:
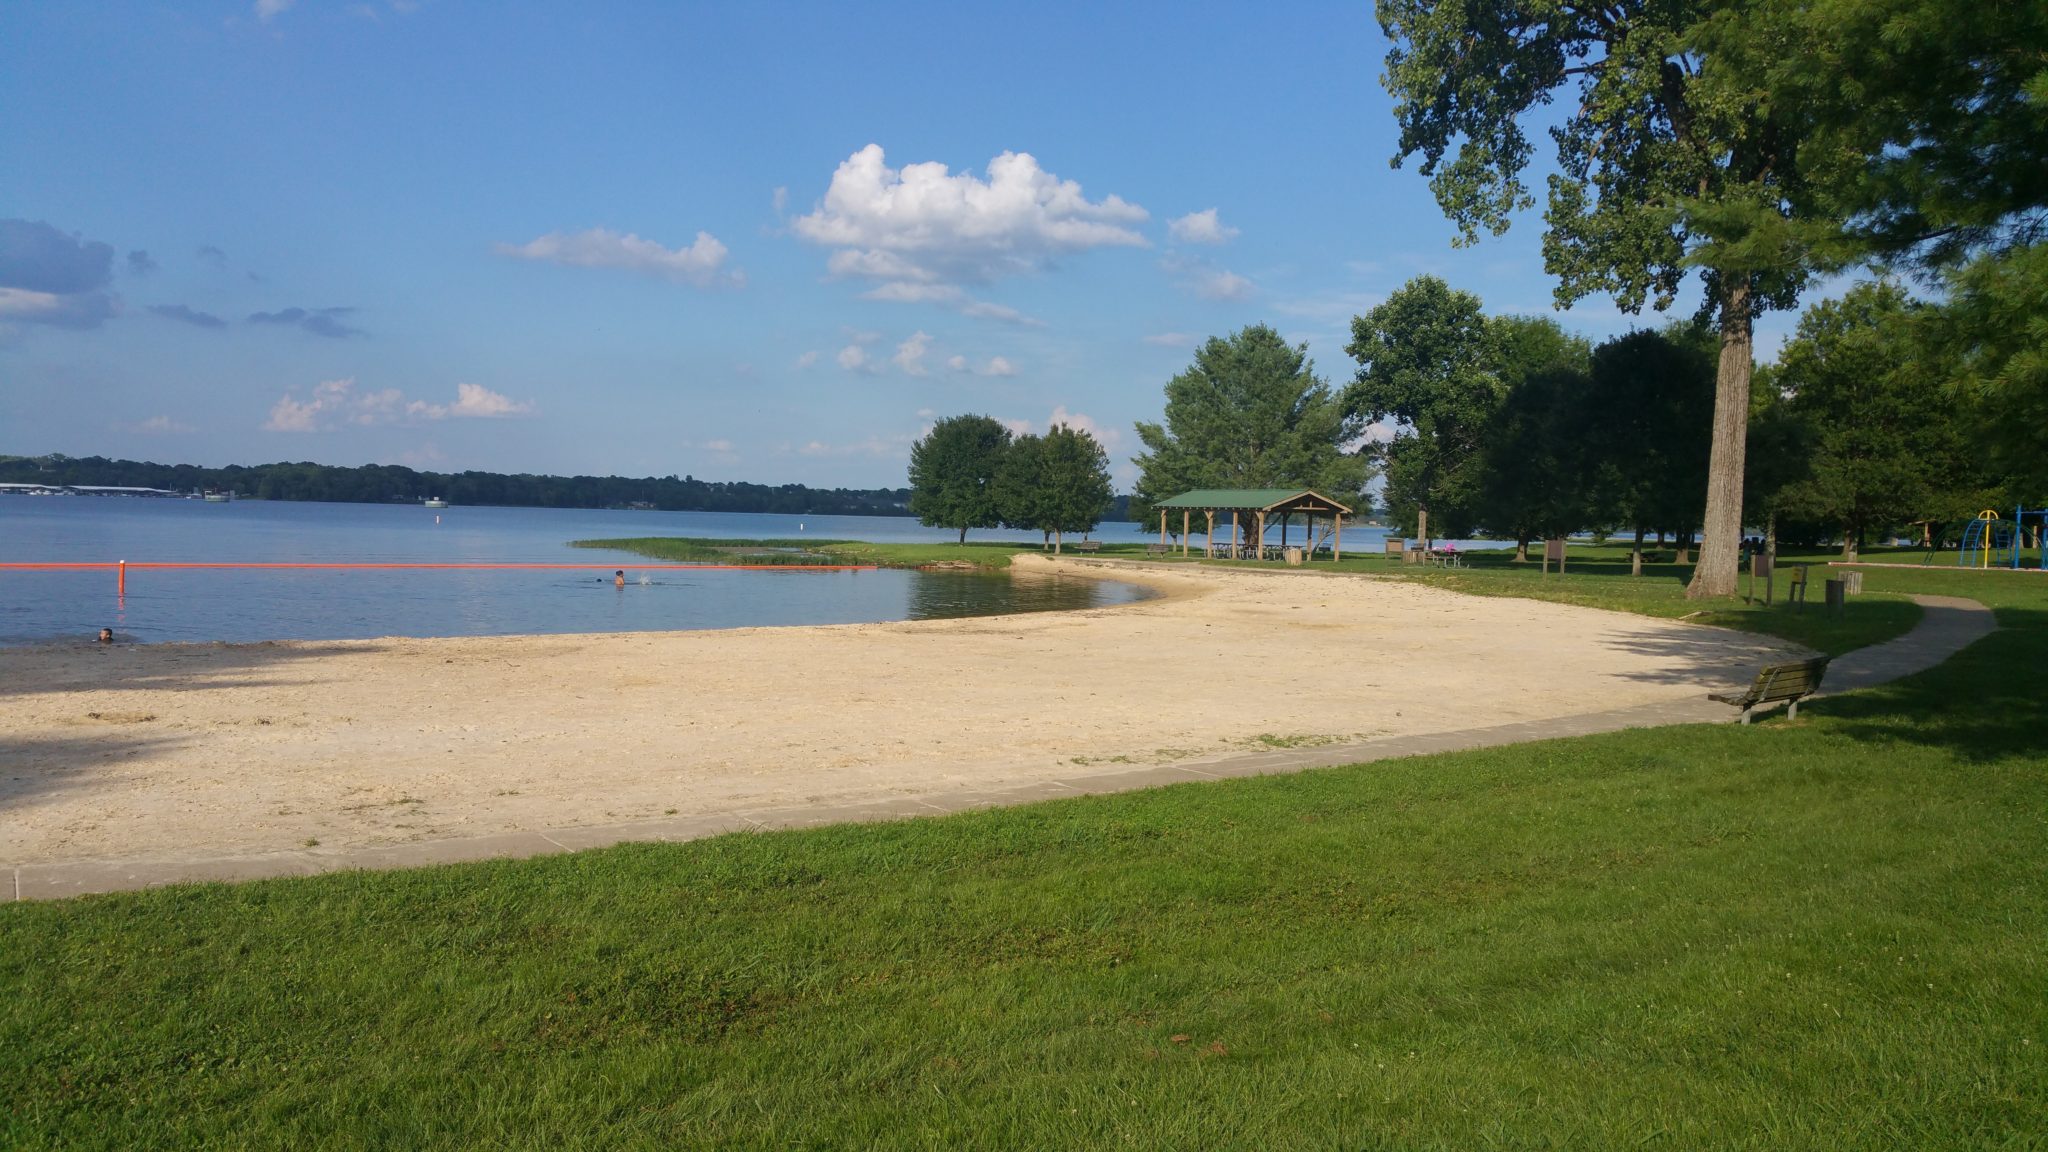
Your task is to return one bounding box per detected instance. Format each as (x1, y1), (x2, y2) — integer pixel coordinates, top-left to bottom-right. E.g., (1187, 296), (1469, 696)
(3, 594), (1995, 903)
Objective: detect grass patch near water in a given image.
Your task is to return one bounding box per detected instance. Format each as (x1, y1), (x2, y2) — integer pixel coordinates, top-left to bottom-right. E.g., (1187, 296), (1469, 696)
(3, 567), (2045, 1148)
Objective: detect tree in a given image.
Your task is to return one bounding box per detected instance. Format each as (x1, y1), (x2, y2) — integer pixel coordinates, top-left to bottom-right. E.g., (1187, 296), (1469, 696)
(1375, 1), (1860, 596)
(1345, 277), (1503, 545)
(993, 432), (1050, 545)
(908, 414), (1011, 543)
(1469, 315), (1594, 558)
(1577, 325), (1718, 562)
(1772, 282), (1978, 558)
(1036, 424), (1114, 552)
(1132, 326), (1369, 541)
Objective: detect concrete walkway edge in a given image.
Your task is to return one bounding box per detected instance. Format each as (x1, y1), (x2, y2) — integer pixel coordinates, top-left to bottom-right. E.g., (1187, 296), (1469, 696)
(3, 594), (1996, 903)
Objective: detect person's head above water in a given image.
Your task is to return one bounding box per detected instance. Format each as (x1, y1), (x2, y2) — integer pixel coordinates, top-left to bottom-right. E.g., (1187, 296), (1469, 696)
(97, 627), (113, 643)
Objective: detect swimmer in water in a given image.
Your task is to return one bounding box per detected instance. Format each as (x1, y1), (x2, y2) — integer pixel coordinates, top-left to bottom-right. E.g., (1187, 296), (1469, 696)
(97, 627), (114, 644)
(615, 570), (626, 588)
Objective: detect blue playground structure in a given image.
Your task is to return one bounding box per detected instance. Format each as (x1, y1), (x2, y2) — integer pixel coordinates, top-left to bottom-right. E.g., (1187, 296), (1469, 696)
(1957, 506), (2046, 569)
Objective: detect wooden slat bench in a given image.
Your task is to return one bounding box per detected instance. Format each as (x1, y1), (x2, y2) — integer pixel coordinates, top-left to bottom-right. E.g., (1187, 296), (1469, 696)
(1070, 540), (1101, 553)
(1145, 543), (1172, 556)
(1710, 657), (1829, 724)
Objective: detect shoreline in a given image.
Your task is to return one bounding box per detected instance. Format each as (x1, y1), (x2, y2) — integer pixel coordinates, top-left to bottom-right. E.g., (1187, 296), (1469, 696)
(2, 557), (1796, 871)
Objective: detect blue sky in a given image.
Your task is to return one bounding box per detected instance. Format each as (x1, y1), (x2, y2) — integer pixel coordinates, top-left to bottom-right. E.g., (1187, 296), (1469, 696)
(1, 1), (1803, 489)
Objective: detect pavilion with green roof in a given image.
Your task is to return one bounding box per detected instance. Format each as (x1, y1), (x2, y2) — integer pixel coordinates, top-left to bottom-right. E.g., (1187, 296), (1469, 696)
(1152, 488), (1353, 561)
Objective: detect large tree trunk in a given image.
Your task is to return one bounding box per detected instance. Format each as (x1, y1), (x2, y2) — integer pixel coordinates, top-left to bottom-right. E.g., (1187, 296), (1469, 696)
(1515, 534), (1530, 563)
(1686, 278), (1753, 599)
(958, 525), (967, 545)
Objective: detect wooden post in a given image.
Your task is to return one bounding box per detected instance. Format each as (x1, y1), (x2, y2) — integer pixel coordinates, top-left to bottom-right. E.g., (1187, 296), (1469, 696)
(1417, 507), (1430, 552)
(1205, 511), (1214, 558)
(1334, 514), (1342, 561)
(1231, 510), (1239, 557)
(1159, 509), (1167, 547)
(1254, 511), (1266, 561)
(1181, 509), (1190, 556)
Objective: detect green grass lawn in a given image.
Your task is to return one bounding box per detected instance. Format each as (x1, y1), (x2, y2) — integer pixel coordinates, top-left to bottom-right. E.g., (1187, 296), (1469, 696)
(4, 557), (2044, 1148)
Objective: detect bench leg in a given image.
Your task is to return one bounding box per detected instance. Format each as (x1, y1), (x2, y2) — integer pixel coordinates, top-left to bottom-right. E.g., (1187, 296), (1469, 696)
(1787, 699), (1799, 721)
(1739, 708), (1752, 726)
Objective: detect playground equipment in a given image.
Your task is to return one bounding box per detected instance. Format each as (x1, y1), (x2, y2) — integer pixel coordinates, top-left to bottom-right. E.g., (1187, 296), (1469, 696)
(1957, 506), (2047, 570)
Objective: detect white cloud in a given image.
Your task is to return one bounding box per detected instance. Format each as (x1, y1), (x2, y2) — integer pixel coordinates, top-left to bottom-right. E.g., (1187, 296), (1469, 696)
(1195, 269), (1254, 300)
(1003, 406), (1122, 450)
(255, 0), (295, 21)
(122, 415), (195, 435)
(1168, 208), (1239, 245)
(496, 228), (735, 286)
(1047, 405), (1119, 448)
(943, 353), (1018, 377)
(794, 350), (820, 369)
(1273, 291), (1385, 323)
(1161, 254), (1254, 301)
(1143, 332), (1197, 348)
(893, 330), (932, 376)
(702, 438), (736, 453)
(793, 143), (1145, 321)
(796, 436), (908, 459)
(772, 186), (789, 215)
(264, 378), (533, 432)
(444, 382), (532, 418)
(836, 344), (873, 373)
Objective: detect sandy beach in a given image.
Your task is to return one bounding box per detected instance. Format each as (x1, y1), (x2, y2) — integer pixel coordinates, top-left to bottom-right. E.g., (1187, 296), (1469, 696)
(1, 556), (1797, 866)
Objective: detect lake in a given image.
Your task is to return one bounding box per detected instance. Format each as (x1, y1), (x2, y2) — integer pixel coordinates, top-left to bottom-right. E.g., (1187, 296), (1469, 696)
(0, 499), (1215, 645)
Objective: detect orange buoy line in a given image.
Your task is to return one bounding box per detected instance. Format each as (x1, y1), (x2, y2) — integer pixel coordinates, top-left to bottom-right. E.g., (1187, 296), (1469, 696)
(0, 560), (878, 597)
(0, 562), (875, 570)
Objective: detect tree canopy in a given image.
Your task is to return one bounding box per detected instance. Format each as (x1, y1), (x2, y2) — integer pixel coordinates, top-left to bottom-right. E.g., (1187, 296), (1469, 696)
(994, 425), (1114, 551)
(1374, 0), (1862, 595)
(1770, 282), (1981, 556)
(908, 415), (1011, 543)
(1131, 325), (1369, 532)
(1345, 277), (1502, 542)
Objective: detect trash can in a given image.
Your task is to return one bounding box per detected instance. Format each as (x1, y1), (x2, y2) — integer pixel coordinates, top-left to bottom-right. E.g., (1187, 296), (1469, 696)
(1843, 570), (1863, 595)
(1285, 547), (1304, 566)
(1825, 577), (1846, 613)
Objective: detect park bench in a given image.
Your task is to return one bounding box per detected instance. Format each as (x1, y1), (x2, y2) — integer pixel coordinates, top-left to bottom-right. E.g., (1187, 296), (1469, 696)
(1070, 539), (1101, 553)
(1145, 543), (1172, 556)
(1710, 656), (1830, 724)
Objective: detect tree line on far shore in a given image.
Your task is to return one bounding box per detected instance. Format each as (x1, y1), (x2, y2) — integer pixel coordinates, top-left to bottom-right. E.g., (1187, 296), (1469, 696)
(906, 419), (1114, 549)
(0, 455), (918, 517)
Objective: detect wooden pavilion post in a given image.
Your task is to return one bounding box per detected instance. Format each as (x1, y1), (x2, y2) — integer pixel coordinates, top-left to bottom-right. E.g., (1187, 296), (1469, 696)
(1231, 510), (1239, 557)
(1334, 513), (1342, 561)
(1205, 510), (1215, 557)
(1159, 509), (1167, 547)
(1254, 511), (1266, 561)
(1181, 509), (1190, 556)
